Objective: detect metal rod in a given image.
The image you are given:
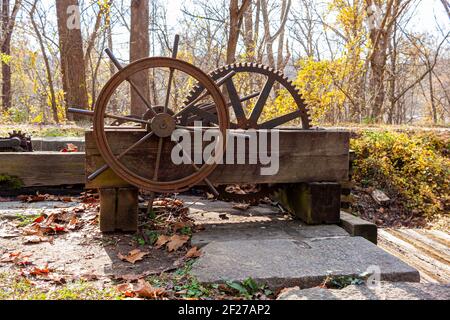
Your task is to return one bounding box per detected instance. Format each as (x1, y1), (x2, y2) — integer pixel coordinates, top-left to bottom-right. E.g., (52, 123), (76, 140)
(87, 131), (155, 181)
(104, 48), (156, 117)
(173, 71), (237, 119)
(164, 35), (180, 113)
(68, 108), (151, 126)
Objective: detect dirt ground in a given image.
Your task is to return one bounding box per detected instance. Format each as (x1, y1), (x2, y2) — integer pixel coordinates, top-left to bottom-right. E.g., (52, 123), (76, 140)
(0, 193), (284, 300)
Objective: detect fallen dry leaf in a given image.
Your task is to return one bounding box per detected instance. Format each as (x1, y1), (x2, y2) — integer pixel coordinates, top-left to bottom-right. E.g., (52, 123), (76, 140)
(172, 220), (194, 232)
(118, 249), (149, 264)
(67, 216), (79, 230)
(30, 266), (50, 276)
(185, 246), (202, 259)
(60, 143), (78, 153)
(154, 235), (171, 249)
(33, 216), (45, 223)
(166, 234), (190, 252)
(22, 235), (50, 244)
(134, 279), (166, 299)
(116, 283), (136, 298)
(1, 251), (33, 266)
(232, 203), (250, 211)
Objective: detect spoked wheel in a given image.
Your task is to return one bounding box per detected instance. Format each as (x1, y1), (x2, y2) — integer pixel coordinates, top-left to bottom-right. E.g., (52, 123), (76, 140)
(76, 57), (229, 193)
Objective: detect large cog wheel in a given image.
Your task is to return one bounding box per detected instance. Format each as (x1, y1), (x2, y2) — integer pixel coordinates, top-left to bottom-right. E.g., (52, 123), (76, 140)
(181, 62), (312, 129)
(181, 62), (312, 203)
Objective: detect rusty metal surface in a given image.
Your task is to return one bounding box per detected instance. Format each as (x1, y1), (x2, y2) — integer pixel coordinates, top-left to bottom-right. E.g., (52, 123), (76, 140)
(0, 131), (33, 152)
(182, 63), (313, 202)
(182, 62), (312, 129)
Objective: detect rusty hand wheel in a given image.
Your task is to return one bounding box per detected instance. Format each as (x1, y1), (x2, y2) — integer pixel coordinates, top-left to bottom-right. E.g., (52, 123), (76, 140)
(72, 57), (229, 194)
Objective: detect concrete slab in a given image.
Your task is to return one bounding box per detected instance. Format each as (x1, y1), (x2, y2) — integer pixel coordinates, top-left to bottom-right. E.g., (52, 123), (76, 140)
(32, 137), (85, 151)
(191, 236), (420, 289)
(180, 195), (288, 225)
(277, 282), (450, 300)
(191, 221), (349, 248)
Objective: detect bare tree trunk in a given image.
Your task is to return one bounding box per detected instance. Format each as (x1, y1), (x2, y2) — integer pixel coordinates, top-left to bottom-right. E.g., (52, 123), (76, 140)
(243, 1), (254, 61)
(261, 0), (291, 68)
(106, 8), (118, 112)
(30, 0), (58, 123)
(56, 0), (89, 121)
(1, 0), (21, 111)
(130, 0), (149, 116)
(366, 0), (397, 122)
(226, 0), (251, 64)
(440, 0), (450, 19)
(428, 64), (437, 124)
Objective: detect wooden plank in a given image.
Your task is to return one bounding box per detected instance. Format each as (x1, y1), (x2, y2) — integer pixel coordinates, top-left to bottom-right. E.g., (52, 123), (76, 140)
(0, 152), (85, 187)
(85, 129), (350, 189)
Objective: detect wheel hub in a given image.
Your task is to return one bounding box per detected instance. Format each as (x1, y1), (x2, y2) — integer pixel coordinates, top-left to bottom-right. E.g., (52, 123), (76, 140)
(151, 113), (176, 137)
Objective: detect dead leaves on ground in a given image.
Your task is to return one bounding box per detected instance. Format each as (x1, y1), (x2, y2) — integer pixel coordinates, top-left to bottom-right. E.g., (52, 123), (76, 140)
(17, 194), (74, 203)
(60, 143), (78, 153)
(118, 249), (149, 264)
(17, 205), (97, 244)
(185, 246), (202, 259)
(232, 203), (250, 211)
(116, 279), (167, 299)
(0, 251), (32, 265)
(155, 234), (189, 252)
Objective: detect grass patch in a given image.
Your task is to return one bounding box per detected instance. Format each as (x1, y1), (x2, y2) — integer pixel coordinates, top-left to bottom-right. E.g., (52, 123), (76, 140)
(144, 262), (273, 299)
(15, 213), (42, 227)
(0, 273), (121, 300)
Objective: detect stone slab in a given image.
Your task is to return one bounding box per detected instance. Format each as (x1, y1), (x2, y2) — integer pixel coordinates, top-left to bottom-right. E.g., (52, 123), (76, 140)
(32, 137), (85, 152)
(277, 282), (450, 300)
(191, 221), (349, 248)
(191, 236), (420, 289)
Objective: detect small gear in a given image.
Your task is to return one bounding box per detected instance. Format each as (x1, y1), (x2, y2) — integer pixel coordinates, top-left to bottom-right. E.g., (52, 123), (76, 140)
(7, 130), (32, 152)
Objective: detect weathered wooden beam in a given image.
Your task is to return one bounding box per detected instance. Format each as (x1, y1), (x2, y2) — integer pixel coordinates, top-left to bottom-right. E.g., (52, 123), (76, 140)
(99, 187), (138, 232)
(85, 129), (350, 189)
(0, 152), (85, 187)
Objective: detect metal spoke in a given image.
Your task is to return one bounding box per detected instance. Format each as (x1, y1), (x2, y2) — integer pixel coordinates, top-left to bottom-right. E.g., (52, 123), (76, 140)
(104, 48), (156, 118)
(87, 131), (154, 181)
(258, 110), (303, 129)
(224, 78), (246, 125)
(178, 145), (219, 197)
(249, 77), (275, 125)
(68, 108), (151, 126)
(153, 137), (164, 181)
(163, 35), (180, 113)
(182, 92), (261, 125)
(173, 71), (236, 119)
